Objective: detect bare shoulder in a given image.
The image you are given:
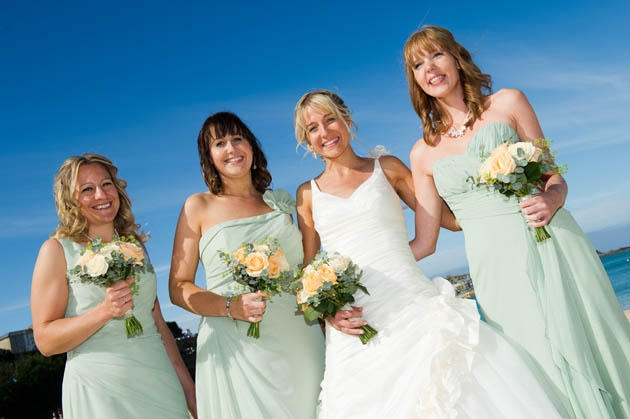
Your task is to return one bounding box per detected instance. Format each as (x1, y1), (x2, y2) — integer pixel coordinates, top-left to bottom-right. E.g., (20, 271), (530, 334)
(38, 237), (64, 260)
(34, 237), (67, 279)
(409, 140), (434, 174)
(296, 180), (312, 206)
(182, 192), (213, 213)
(379, 155), (411, 179)
(379, 155), (409, 171)
(491, 88), (528, 107)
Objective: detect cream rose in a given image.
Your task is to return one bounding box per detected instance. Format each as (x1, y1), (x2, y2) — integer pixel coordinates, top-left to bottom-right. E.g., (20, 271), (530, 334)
(76, 249), (96, 267)
(328, 254), (350, 273)
(100, 243), (120, 261)
(317, 264), (338, 284)
(252, 243), (270, 253)
(86, 253), (109, 277)
(508, 142), (537, 161)
(244, 252), (268, 277)
(119, 242), (145, 265)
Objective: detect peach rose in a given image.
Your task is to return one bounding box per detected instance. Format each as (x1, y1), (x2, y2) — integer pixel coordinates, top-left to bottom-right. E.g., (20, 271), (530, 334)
(480, 146), (516, 179)
(119, 242), (145, 265)
(317, 263), (338, 284)
(267, 257), (280, 279)
(232, 247), (247, 264)
(86, 253), (108, 277)
(245, 252), (268, 277)
(76, 249), (96, 268)
(302, 266), (323, 295)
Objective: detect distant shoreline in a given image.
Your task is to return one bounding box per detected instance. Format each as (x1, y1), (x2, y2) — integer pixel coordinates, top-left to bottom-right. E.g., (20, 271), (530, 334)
(446, 245), (629, 299)
(597, 247), (630, 258)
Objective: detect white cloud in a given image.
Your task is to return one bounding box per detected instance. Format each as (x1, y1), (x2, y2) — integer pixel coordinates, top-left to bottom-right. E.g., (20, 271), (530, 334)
(0, 301), (30, 314)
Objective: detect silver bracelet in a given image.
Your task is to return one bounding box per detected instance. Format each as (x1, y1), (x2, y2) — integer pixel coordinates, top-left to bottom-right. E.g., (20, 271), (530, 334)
(225, 296), (233, 320)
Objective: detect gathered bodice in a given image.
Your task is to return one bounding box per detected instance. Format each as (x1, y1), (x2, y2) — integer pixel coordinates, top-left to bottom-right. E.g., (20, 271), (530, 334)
(312, 159), (433, 296)
(432, 122), (525, 223)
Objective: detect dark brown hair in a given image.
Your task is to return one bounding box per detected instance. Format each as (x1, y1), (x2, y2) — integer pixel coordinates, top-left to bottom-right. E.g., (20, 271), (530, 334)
(197, 112), (272, 194)
(404, 26), (492, 146)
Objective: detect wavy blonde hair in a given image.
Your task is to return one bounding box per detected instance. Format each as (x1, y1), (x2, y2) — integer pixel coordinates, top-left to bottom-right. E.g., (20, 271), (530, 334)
(53, 153), (148, 244)
(404, 26), (492, 146)
(294, 90), (358, 156)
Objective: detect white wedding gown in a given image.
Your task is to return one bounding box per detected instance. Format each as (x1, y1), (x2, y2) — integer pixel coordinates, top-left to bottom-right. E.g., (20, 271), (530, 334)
(311, 159), (568, 419)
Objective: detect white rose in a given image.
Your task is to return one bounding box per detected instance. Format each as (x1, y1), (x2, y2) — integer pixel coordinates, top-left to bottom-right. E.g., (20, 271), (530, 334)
(86, 253), (109, 277)
(508, 142), (536, 161)
(76, 249), (96, 268)
(252, 243), (270, 254)
(100, 243), (120, 261)
(328, 254), (350, 273)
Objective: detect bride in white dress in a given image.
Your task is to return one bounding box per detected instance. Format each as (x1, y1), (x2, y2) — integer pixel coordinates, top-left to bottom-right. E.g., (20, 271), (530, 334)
(293, 90), (569, 419)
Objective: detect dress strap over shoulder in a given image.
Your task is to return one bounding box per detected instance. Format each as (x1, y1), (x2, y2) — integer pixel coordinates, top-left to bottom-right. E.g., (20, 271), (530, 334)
(262, 189), (296, 214)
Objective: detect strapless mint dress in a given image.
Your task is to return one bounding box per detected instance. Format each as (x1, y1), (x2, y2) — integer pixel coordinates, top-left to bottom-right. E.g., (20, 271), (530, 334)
(433, 122), (630, 418)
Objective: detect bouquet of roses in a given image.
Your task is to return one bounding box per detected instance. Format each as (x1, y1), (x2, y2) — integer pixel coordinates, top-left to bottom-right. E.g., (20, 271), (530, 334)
(218, 237), (292, 339)
(71, 235), (153, 337)
(294, 251), (377, 344)
(475, 137), (567, 242)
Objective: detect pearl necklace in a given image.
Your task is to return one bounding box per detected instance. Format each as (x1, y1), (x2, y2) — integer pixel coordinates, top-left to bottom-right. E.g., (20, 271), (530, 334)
(445, 110), (471, 138)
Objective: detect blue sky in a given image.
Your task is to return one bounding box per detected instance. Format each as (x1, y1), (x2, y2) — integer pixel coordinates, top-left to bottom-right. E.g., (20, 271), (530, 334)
(2, 1), (629, 334)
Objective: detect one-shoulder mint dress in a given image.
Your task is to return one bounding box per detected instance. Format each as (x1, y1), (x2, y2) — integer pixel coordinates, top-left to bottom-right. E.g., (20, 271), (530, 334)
(59, 237), (189, 419)
(433, 122), (630, 419)
(195, 189), (325, 419)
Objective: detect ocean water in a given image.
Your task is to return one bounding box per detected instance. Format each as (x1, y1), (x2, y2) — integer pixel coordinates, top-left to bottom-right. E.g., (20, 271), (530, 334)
(604, 250), (630, 311)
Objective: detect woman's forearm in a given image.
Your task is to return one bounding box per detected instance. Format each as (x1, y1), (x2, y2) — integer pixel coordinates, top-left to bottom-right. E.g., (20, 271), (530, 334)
(170, 279), (228, 317)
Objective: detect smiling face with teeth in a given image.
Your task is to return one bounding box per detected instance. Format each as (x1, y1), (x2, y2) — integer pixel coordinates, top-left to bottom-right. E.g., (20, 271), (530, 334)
(209, 132), (255, 181)
(303, 105), (352, 160)
(411, 47), (462, 100)
(76, 163), (121, 229)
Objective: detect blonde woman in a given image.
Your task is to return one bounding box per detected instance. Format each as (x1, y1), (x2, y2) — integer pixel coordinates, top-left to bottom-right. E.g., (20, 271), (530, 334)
(404, 25), (630, 418)
(31, 153), (195, 419)
(293, 89), (568, 418)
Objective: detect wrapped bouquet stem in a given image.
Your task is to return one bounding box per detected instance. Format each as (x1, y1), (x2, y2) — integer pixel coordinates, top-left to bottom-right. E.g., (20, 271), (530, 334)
(295, 251), (377, 344)
(71, 235), (153, 338)
(218, 237), (293, 339)
(473, 137), (567, 243)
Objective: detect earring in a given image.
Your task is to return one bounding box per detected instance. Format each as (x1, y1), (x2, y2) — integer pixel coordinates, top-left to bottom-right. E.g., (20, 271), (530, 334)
(252, 156), (257, 170)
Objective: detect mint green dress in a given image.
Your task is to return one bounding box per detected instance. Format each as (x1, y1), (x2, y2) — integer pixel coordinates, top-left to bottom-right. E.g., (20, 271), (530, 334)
(195, 189), (325, 419)
(433, 122), (630, 419)
(58, 237), (189, 419)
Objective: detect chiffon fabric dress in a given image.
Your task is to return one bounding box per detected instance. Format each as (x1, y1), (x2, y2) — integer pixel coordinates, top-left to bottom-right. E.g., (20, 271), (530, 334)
(311, 158), (568, 418)
(433, 122), (630, 419)
(58, 237), (189, 419)
(195, 189), (325, 419)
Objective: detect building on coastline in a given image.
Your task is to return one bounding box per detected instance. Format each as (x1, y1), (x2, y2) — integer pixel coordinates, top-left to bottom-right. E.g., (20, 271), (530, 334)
(0, 327), (36, 354)
(444, 274), (475, 298)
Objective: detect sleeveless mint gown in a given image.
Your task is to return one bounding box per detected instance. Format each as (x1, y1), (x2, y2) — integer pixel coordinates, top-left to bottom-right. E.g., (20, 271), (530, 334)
(433, 122), (630, 419)
(59, 237), (189, 419)
(195, 189), (325, 419)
